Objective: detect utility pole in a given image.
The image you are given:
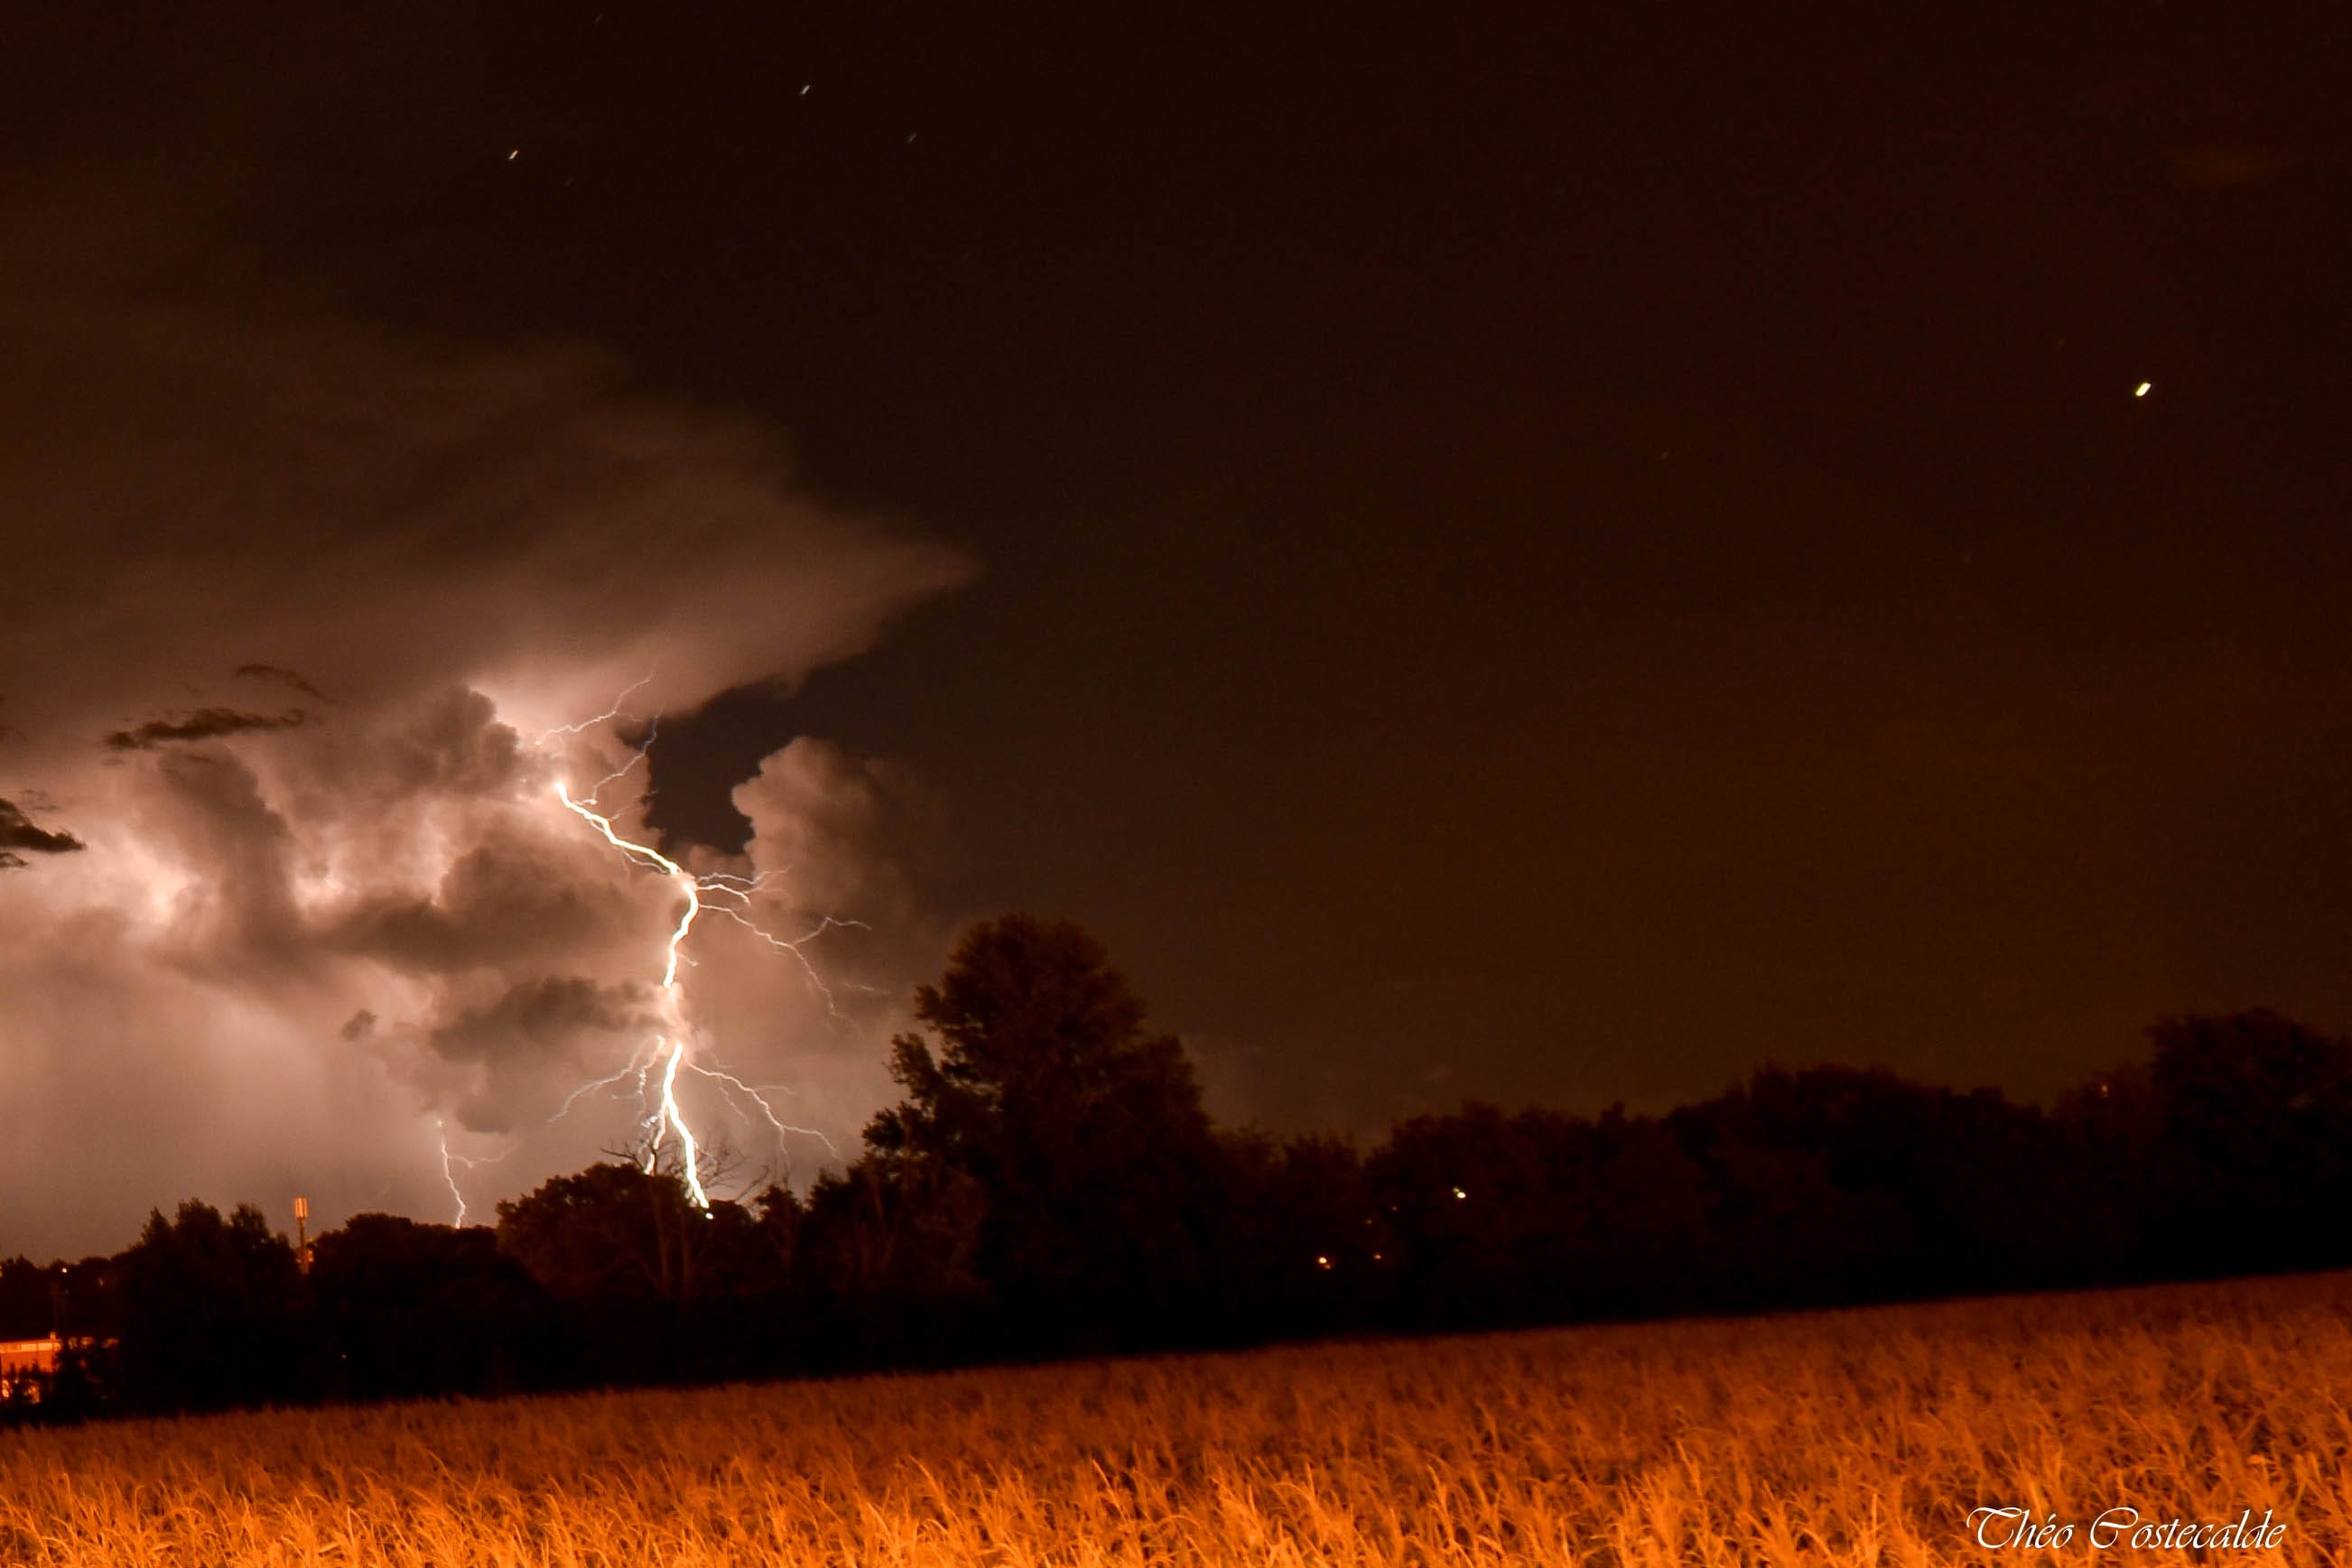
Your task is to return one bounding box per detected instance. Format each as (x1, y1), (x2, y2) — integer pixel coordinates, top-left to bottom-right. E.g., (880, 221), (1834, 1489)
(293, 1196), (313, 1275)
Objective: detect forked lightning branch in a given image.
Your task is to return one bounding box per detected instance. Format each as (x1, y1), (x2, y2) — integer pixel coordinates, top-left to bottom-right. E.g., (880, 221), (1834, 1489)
(441, 697), (843, 1220)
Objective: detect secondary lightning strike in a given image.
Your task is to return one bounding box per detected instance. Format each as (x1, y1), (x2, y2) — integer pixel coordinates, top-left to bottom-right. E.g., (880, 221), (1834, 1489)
(436, 1121), (510, 1227)
(541, 674), (655, 739)
(440, 1130), (468, 1225)
(693, 1062), (842, 1164)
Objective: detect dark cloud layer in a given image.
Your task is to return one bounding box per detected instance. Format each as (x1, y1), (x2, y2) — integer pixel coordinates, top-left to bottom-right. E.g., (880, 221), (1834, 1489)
(105, 707), (311, 751)
(234, 664), (331, 702)
(428, 976), (647, 1068)
(0, 797), (84, 857)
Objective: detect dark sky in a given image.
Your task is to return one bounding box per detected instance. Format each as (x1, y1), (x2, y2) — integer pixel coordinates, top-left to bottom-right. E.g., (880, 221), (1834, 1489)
(8, 1), (2352, 1183)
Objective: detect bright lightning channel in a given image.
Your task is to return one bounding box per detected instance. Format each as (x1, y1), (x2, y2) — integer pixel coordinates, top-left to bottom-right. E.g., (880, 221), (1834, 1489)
(544, 716), (846, 1211)
(436, 1120), (509, 1227)
(555, 777), (717, 1207)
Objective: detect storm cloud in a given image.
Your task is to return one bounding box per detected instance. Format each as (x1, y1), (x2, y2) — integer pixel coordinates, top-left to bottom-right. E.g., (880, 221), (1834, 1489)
(105, 707), (311, 751)
(0, 185), (970, 1258)
(234, 664), (332, 702)
(0, 797), (85, 858)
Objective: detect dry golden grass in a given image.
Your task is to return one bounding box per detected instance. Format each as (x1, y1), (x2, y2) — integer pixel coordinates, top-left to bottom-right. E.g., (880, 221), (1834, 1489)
(4, 1274), (2348, 1565)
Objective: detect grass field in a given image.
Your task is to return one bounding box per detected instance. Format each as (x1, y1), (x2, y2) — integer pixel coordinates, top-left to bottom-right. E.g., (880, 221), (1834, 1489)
(4, 1274), (2348, 1565)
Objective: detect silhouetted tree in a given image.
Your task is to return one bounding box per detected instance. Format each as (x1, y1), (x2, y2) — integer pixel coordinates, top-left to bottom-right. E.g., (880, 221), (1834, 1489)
(790, 1153), (990, 1367)
(802, 1154), (988, 1304)
(1205, 1130), (1390, 1334)
(116, 1201), (308, 1412)
(1669, 1066), (2056, 1306)
(2050, 1060), (2164, 1279)
(1579, 1107), (1713, 1313)
(310, 1214), (553, 1399)
(864, 914), (1222, 1345)
(1371, 1102), (1551, 1325)
(33, 998), (2352, 1424)
(2142, 1010), (2352, 1271)
(495, 1162), (715, 1306)
(495, 1162), (782, 1383)
(1366, 1103), (1709, 1325)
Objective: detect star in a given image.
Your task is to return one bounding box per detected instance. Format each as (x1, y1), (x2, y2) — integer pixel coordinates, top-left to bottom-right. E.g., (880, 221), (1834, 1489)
(2134, 382), (2151, 397)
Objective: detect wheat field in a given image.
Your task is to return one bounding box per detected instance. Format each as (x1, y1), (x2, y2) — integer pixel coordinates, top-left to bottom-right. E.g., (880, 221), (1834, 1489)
(3, 1275), (2347, 1566)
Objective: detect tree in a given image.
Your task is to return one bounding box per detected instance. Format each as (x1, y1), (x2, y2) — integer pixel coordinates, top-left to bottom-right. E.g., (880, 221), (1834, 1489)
(1365, 1103), (1709, 1326)
(1204, 1129), (1389, 1334)
(116, 1201), (309, 1412)
(1667, 1066), (2053, 1307)
(791, 1153), (990, 1368)
(309, 1214), (552, 1399)
(494, 1161), (781, 1385)
(864, 914), (1221, 1341)
(2142, 1009), (2352, 1271)
(494, 1162), (739, 1307)
(800, 1153), (987, 1306)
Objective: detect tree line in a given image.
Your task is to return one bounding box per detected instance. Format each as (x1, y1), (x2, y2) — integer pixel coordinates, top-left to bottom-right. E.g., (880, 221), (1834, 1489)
(6, 914), (2351, 1419)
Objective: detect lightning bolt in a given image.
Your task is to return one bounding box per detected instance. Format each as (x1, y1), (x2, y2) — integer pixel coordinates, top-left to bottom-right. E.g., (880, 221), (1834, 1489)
(542, 673), (655, 738)
(554, 776), (717, 1207)
(537, 703), (852, 1209)
(436, 1120), (510, 1228)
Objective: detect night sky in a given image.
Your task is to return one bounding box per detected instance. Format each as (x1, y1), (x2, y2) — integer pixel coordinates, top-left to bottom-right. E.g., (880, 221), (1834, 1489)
(5, 5), (2351, 1254)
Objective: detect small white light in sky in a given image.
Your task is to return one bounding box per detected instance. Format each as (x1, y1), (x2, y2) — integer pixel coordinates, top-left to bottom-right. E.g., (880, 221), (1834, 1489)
(2134, 381), (2151, 397)
(801, 84), (811, 95)
(1451, 1185), (1467, 1201)
(507, 149), (519, 161)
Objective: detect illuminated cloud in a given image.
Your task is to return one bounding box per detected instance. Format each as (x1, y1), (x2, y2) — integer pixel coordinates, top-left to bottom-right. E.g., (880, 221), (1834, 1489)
(423, 976), (655, 1136)
(0, 187), (971, 1257)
